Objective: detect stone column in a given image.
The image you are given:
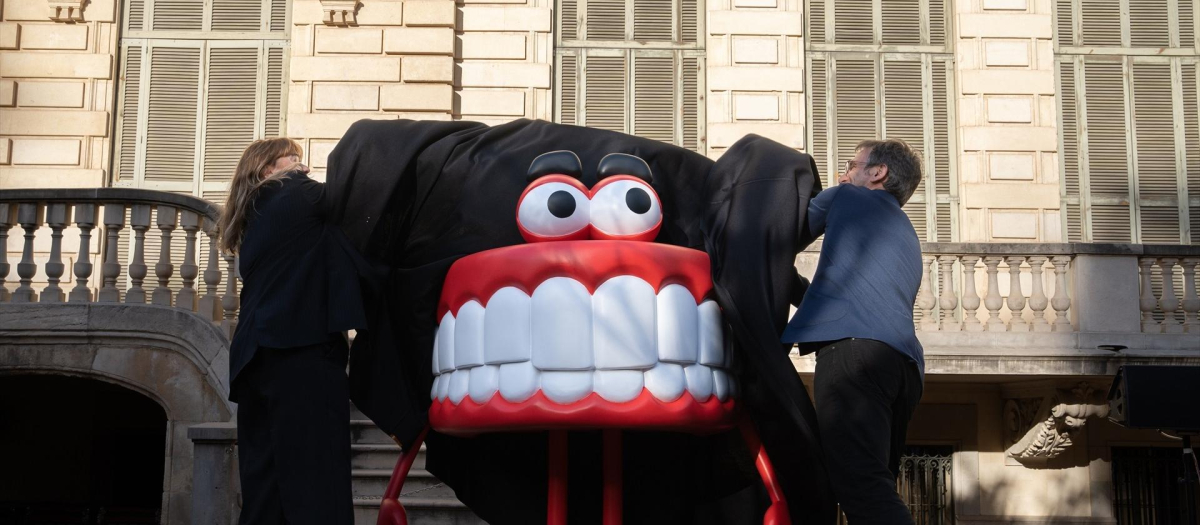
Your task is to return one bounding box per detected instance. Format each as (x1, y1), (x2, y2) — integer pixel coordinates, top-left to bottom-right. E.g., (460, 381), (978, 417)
(188, 422), (240, 525)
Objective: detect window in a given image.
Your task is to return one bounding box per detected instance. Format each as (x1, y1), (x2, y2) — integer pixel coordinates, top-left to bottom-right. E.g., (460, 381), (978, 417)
(836, 445), (956, 524)
(114, 0), (290, 200)
(1111, 446), (1199, 523)
(555, 0), (705, 152)
(806, 0), (958, 242)
(1054, 0), (1199, 243)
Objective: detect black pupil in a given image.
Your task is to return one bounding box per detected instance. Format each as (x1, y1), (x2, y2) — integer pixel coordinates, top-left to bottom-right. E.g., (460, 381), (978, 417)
(548, 190), (576, 218)
(626, 188), (652, 214)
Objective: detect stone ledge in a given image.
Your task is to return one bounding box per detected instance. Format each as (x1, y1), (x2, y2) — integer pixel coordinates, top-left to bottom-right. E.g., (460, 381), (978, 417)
(188, 421), (237, 442)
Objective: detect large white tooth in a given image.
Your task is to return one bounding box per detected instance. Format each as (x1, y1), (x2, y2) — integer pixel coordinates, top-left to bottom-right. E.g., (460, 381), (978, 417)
(498, 361), (539, 402)
(436, 370), (452, 401)
(594, 276), (657, 370)
(712, 369), (730, 402)
(531, 277), (593, 370)
(468, 365), (500, 404)
(431, 330), (440, 375)
(644, 362), (686, 402)
(657, 284), (699, 364)
(484, 287), (532, 364)
(437, 312), (456, 374)
(685, 364), (713, 401)
(448, 369), (470, 404)
(698, 300), (724, 367)
(430, 375), (441, 400)
(541, 371), (593, 404)
(594, 370), (644, 403)
(454, 300), (486, 368)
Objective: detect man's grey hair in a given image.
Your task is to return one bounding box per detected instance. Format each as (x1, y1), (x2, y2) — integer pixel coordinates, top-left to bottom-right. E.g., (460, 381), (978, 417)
(856, 139), (923, 206)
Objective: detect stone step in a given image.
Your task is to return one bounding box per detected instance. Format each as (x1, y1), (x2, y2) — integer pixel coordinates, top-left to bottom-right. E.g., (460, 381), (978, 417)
(353, 497), (485, 525)
(352, 443), (412, 470)
(351, 419), (395, 445)
(352, 469), (458, 501)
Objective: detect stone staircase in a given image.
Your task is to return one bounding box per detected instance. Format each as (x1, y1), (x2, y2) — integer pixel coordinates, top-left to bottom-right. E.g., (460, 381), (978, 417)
(350, 405), (485, 525)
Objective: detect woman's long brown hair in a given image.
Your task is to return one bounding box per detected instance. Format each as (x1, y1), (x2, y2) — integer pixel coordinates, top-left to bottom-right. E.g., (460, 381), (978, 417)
(216, 138), (304, 254)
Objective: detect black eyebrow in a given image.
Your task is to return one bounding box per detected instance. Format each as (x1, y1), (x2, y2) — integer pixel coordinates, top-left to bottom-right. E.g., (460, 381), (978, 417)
(597, 153), (653, 183)
(527, 150), (583, 182)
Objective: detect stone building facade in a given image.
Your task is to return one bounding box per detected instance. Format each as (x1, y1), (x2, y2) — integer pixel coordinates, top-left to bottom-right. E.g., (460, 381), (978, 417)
(2, 0), (1198, 523)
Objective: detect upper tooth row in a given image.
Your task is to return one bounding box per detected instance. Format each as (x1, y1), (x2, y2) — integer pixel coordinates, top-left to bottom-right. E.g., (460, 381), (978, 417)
(431, 362), (737, 405)
(433, 276), (727, 375)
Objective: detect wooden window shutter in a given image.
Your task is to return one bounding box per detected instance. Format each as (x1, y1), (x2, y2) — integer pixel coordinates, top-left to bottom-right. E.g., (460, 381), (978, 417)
(151, 0), (204, 31)
(264, 47), (285, 137)
(808, 0), (826, 44)
(211, 0), (264, 31)
(930, 60), (953, 241)
(1082, 59), (1132, 242)
(882, 59), (928, 241)
(115, 45), (144, 185)
(126, 0), (146, 31)
(832, 58), (879, 184)
(1055, 0), (1075, 46)
(809, 57), (831, 185)
(1131, 62), (1181, 242)
(1129, 0), (1170, 48)
(681, 0), (698, 43)
(583, 54), (627, 132)
(586, 0), (627, 40)
(559, 54), (580, 125)
(881, 0), (920, 45)
(833, 0), (874, 45)
(929, 0), (947, 46)
(561, 0), (579, 40)
(1181, 0), (1196, 48)
(1183, 63), (1199, 243)
(681, 56), (700, 150)
(632, 54), (674, 143)
(144, 45), (202, 184)
(270, 0), (288, 32)
(633, 0), (672, 41)
(1058, 59), (1084, 241)
(202, 47), (259, 187)
(1080, 0), (1121, 47)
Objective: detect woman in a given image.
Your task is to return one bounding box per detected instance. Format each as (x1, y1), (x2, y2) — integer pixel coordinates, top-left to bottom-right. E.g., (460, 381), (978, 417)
(217, 138), (367, 525)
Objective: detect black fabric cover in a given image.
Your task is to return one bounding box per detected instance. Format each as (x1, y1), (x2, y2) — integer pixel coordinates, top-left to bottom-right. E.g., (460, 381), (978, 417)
(325, 119), (835, 524)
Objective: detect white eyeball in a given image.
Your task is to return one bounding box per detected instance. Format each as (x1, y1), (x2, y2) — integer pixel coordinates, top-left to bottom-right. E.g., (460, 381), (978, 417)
(589, 178), (662, 237)
(517, 181), (591, 239)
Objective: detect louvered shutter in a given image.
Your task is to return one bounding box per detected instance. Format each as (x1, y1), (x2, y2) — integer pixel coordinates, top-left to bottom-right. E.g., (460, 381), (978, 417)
(809, 57), (831, 185)
(144, 45), (202, 185)
(681, 57), (700, 150)
(633, 0), (672, 41)
(152, 0), (203, 31)
(211, 0), (263, 31)
(1080, 0), (1121, 47)
(270, 0), (288, 32)
(583, 53), (627, 132)
(264, 47), (285, 137)
(681, 0), (698, 43)
(632, 54), (674, 143)
(882, 60), (927, 241)
(1129, 0), (1170, 48)
(202, 46), (259, 188)
(559, 54), (580, 125)
(930, 60), (953, 241)
(127, 0), (145, 31)
(115, 45), (143, 185)
(561, 0), (579, 40)
(1131, 62), (1180, 243)
(833, 58), (878, 182)
(1058, 58), (1084, 241)
(1183, 63), (1199, 243)
(586, 0), (626, 40)
(834, 0), (873, 45)
(808, 0), (827, 44)
(928, 0), (946, 46)
(882, 0), (920, 45)
(1181, 1), (1196, 49)
(1082, 59), (1132, 242)
(1055, 0), (1075, 46)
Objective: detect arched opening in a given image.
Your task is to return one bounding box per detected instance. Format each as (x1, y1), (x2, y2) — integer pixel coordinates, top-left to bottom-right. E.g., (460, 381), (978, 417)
(0, 375), (168, 524)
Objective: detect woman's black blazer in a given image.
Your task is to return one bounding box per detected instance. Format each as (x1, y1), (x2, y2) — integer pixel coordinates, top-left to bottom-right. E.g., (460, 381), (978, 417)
(227, 170), (368, 401)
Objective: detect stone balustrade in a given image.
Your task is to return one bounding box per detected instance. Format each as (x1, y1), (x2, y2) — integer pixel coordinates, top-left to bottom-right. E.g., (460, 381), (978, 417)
(916, 243), (1200, 334)
(0, 189), (239, 337)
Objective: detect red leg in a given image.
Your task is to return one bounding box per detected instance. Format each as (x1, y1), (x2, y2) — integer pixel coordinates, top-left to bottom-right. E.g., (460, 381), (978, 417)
(602, 430), (622, 525)
(739, 420), (791, 525)
(376, 426), (429, 525)
(547, 430), (569, 525)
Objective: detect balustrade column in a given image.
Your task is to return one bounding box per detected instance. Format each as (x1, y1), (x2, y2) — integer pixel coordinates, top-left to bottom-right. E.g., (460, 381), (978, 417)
(40, 203), (70, 303)
(916, 255), (938, 331)
(221, 253), (240, 337)
(98, 204), (126, 303)
(198, 219), (222, 322)
(983, 257), (1005, 331)
(125, 205), (151, 304)
(70, 204), (98, 303)
(1180, 258), (1199, 333)
(153, 206), (178, 307)
(961, 256), (983, 331)
(1158, 258), (1183, 334)
(0, 204), (14, 302)
(1027, 256), (1050, 332)
(177, 211), (201, 311)
(1138, 257), (1158, 332)
(1005, 256), (1028, 331)
(1049, 256), (1072, 331)
(938, 256), (959, 331)
(12, 203), (45, 303)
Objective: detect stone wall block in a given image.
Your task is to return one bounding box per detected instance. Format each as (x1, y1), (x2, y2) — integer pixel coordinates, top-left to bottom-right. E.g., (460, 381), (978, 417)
(708, 123), (803, 149)
(401, 55), (453, 83)
(383, 27), (454, 54)
(0, 167), (104, 187)
(732, 93), (780, 121)
(982, 0), (1028, 10)
(403, 0), (456, 27)
(985, 96), (1033, 123)
(988, 153), (1036, 180)
(314, 27), (383, 54)
(707, 11), (803, 36)
(0, 52), (111, 78)
(961, 126), (1055, 151)
(457, 89), (525, 116)
(731, 37), (778, 64)
(15, 81), (86, 108)
(354, 2), (405, 25)
(959, 14), (1051, 38)
(0, 22), (19, 49)
(19, 23), (89, 50)
(290, 56), (401, 81)
(459, 7), (551, 32)
(458, 62), (550, 89)
(961, 70), (1054, 95)
(983, 40), (1031, 67)
(380, 83), (452, 111)
(708, 66), (803, 92)
(287, 112), (398, 138)
(10, 138), (80, 165)
(0, 80), (14, 106)
(0, 110), (108, 136)
(0, 139), (10, 164)
(311, 83), (380, 111)
(458, 33), (526, 59)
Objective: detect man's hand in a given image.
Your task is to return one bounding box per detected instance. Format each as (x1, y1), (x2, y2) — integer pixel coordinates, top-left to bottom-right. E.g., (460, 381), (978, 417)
(789, 272), (810, 307)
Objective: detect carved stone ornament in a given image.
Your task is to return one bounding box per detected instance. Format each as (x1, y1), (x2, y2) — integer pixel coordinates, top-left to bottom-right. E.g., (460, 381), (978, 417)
(48, 0), (86, 22)
(1003, 382), (1110, 466)
(320, 0), (359, 26)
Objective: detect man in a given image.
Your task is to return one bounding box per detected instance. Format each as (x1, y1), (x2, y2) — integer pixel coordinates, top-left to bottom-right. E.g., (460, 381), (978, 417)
(782, 139), (925, 523)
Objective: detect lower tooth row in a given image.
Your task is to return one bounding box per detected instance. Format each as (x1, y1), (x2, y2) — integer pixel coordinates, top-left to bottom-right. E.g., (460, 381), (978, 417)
(432, 362), (735, 405)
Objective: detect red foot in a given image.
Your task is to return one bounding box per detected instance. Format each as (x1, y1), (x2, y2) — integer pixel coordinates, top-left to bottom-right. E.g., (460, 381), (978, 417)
(376, 426), (430, 525)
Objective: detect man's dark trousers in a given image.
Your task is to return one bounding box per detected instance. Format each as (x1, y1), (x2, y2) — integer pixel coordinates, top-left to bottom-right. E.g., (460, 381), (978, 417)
(236, 339), (353, 525)
(814, 338), (922, 524)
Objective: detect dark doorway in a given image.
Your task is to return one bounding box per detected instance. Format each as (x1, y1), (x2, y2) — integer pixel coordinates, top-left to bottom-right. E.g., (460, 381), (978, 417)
(0, 375), (167, 524)
(1112, 446), (1200, 525)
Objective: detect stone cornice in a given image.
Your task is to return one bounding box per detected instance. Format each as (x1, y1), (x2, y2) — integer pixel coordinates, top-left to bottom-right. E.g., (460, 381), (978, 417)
(48, 0), (86, 22)
(320, 0), (359, 26)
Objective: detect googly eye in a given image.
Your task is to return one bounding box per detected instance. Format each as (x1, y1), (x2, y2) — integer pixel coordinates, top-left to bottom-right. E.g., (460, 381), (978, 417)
(517, 177), (591, 242)
(589, 177), (662, 240)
